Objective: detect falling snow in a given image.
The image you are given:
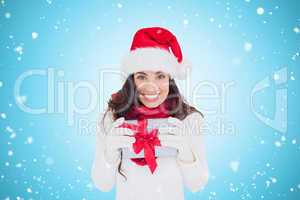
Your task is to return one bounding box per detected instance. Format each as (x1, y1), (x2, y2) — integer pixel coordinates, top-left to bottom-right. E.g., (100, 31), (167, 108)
(31, 32), (38, 39)
(14, 46), (23, 55)
(4, 12), (11, 18)
(274, 141), (282, 147)
(273, 73), (279, 80)
(26, 136), (34, 144)
(244, 42), (253, 52)
(1, 112), (6, 119)
(183, 19), (189, 25)
(46, 0), (52, 5)
(293, 26), (300, 34)
(117, 3), (123, 8)
(0, 1), (299, 199)
(257, 7), (265, 15)
(8, 150), (13, 156)
(229, 161), (240, 172)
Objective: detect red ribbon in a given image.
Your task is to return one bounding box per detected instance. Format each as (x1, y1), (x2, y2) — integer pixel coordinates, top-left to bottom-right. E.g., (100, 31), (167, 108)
(119, 119), (161, 174)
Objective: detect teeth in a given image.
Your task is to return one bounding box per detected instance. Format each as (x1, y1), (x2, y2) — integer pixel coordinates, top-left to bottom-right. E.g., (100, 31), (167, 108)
(144, 94), (159, 99)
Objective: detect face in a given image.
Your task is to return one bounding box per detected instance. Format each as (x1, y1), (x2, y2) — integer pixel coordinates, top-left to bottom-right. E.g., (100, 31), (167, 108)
(133, 71), (170, 108)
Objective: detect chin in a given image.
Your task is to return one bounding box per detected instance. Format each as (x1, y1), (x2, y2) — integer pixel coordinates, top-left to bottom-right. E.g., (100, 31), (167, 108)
(145, 103), (160, 108)
(141, 100), (163, 108)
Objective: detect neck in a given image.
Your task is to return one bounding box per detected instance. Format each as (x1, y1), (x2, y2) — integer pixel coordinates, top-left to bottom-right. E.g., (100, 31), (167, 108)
(125, 100), (170, 120)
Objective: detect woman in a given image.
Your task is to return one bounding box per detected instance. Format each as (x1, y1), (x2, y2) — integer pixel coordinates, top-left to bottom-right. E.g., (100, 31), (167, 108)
(91, 27), (209, 200)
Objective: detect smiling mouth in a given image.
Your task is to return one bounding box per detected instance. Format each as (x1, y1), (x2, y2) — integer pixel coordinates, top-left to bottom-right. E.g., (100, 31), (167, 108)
(140, 92), (160, 102)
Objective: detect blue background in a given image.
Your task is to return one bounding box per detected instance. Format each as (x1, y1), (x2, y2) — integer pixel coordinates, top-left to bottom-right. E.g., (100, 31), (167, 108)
(0, 0), (299, 199)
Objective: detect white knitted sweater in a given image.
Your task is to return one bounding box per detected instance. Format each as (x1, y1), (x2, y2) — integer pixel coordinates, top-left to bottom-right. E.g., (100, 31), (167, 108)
(91, 111), (209, 200)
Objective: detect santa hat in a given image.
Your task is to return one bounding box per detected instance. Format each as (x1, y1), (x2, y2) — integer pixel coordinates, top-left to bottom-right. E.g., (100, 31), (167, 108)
(120, 27), (191, 80)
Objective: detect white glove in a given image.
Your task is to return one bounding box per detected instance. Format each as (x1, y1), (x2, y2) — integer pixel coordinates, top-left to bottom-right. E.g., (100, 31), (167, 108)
(158, 117), (196, 163)
(103, 117), (136, 165)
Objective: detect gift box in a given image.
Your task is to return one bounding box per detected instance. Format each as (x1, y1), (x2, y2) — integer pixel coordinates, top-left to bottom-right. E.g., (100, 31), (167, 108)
(121, 118), (178, 159)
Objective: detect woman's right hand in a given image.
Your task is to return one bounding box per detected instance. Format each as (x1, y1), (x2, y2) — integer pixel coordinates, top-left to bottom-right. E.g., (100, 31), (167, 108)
(103, 117), (136, 164)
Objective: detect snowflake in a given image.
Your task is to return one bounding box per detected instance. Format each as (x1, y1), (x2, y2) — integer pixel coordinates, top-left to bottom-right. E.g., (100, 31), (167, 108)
(8, 150), (13, 156)
(273, 73), (279, 80)
(257, 7), (264, 15)
(183, 19), (189, 25)
(270, 177), (277, 183)
(117, 3), (123, 8)
(27, 187), (32, 193)
(1, 112), (6, 119)
(32, 32), (38, 39)
(244, 42), (253, 52)
(26, 137), (34, 144)
(293, 26), (300, 34)
(16, 163), (22, 168)
(14, 46), (23, 55)
(274, 141), (281, 147)
(117, 17), (123, 23)
(4, 12), (11, 19)
(229, 161), (240, 172)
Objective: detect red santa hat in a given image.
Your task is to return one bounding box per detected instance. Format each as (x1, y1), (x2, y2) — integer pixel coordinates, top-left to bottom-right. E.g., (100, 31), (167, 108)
(120, 27), (191, 80)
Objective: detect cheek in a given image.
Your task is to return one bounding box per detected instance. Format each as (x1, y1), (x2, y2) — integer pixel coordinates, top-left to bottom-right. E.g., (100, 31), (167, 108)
(134, 79), (142, 88)
(134, 80), (147, 92)
(159, 83), (169, 99)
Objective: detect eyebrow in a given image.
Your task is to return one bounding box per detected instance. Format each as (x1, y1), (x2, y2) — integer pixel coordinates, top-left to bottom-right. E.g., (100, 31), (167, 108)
(135, 72), (147, 76)
(155, 71), (164, 75)
(135, 71), (165, 76)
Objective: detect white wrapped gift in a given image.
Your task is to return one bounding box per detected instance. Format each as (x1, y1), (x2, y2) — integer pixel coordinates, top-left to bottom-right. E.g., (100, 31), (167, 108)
(121, 118), (179, 159)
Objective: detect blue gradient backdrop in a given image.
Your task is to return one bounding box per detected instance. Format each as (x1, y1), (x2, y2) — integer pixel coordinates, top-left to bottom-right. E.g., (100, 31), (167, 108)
(0, 0), (299, 199)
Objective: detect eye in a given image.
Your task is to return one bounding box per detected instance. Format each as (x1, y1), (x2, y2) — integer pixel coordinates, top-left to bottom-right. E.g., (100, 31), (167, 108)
(157, 74), (166, 79)
(136, 75), (146, 80)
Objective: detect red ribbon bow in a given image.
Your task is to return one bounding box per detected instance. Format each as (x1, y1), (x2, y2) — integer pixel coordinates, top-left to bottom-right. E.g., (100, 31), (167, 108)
(119, 119), (161, 174)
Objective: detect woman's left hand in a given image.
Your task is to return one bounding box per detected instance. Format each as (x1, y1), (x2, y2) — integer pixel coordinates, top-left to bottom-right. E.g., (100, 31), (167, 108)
(158, 117), (196, 163)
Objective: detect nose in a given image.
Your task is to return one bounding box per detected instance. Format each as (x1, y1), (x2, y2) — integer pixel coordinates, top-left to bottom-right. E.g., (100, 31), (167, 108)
(138, 81), (160, 94)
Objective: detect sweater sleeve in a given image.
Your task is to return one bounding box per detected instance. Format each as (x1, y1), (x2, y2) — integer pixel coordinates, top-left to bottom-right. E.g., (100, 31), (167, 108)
(176, 112), (210, 193)
(91, 111), (121, 192)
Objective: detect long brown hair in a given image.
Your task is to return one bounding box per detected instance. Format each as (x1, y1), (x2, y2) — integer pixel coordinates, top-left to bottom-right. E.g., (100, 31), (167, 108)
(102, 74), (203, 180)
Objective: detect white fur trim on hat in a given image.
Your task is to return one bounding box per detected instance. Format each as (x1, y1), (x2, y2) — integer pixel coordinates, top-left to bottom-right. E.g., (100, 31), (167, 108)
(120, 47), (191, 80)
